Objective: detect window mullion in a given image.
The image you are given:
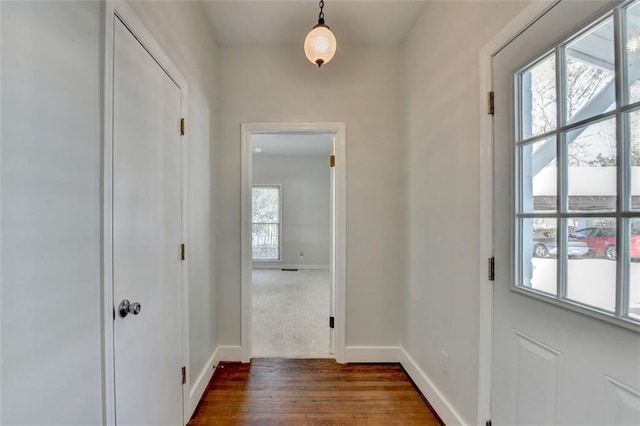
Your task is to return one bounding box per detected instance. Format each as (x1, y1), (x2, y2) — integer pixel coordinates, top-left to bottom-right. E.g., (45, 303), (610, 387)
(557, 45), (568, 300)
(616, 6), (629, 109)
(616, 6), (628, 213)
(618, 216), (630, 318)
(615, 6), (628, 318)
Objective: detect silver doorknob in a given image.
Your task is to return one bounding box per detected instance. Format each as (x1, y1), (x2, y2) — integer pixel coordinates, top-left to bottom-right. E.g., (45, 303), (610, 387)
(119, 299), (142, 317)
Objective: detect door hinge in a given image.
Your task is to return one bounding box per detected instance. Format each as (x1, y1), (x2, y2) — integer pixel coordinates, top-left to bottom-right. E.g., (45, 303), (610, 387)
(488, 91), (495, 115)
(488, 256), (495, 281)
(180, 243), (186, 261)
(181, 366), (186, 384)
(180, 118), (185, 136)
(330, 155), (335, 168)
(486, 421), (492, 426)
(329, 316), (335, 329)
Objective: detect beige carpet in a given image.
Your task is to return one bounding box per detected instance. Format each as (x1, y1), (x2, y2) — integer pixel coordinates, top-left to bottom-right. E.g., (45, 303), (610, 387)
(252, 268), (331, 358)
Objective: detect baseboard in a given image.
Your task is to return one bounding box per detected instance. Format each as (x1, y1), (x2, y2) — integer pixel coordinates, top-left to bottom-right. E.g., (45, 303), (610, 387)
(398, 348), (467, 426)
(215, 345), (243, 362)
(189, 350), (217, 417)
(252, 263), (329, 270)
(189, 345), (243, 417)
(345, 346), (402, 363)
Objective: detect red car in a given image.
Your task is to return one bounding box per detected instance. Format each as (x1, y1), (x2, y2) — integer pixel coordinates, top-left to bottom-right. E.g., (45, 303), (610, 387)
(570, 227), (640, 260)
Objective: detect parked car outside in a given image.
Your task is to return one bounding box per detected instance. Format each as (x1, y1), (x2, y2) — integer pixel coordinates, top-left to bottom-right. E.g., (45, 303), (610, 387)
(569, 227), (640, 260)
(549, 239), (589, 257)
(533, 231), (589, 258)
(533, 231), (555, 258)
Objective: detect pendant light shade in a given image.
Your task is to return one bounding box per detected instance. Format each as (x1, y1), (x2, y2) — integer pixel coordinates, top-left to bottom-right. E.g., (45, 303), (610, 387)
(304, 0), (336, 67)
(304, 25), (336, 67)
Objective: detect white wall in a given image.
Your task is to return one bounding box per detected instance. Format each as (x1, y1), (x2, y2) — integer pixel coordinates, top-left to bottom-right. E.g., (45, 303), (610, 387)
(253, 154), (330, 268)
(216, 45), (404, 348)
(127, 0), (219, 388)
(0, 1), (218, 422)
(1, 1), (103, 423)
(402, 2), (528, 424)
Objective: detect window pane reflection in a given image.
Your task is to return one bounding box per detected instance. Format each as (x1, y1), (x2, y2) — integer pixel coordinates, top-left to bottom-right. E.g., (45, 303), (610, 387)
(522, 218), (557, 295)
(626, 1), (640, 104)
(567, 117), (617, 212)
(566, 18), (615, 122)
(520, 137), (557, 213)
(628, 219), (640, 320)
(629, 109), (640, 210)
(521, 55), (557, 140)
(567, 218), (617, 312)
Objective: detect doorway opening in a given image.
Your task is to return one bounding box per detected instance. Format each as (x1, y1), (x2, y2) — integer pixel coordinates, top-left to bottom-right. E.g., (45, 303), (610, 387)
(240, 123), (346, 363)
(251, 135), (331, 357)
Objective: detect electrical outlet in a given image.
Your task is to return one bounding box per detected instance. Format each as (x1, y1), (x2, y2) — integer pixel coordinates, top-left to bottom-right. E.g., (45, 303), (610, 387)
(441, 350), (449, 374)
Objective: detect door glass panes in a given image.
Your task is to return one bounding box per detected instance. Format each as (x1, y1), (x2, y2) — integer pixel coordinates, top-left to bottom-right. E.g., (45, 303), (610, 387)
(521, 54), (556, 139)
(567, 219), (617, 312)
(567, 117), (617, 212)
(629, 218), (640, 319)
(514, 2), (640, 328)
(626, 1), (640, 104)
(523, 218), (558, 295)
(252, 186), (280, 260)
(520, 137), (557, 213)
(630, 109), (640, 209)
(566, 17), (615, 122)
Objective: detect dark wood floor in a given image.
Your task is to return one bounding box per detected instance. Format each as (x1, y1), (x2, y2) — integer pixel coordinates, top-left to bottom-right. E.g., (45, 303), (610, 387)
(189, 358), (443, 425)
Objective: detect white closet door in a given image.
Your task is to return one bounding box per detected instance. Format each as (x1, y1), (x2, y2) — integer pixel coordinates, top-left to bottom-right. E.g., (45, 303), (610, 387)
(112, 16), (183, 425)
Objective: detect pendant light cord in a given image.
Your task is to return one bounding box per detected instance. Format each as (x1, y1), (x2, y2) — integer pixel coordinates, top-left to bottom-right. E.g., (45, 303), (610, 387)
(318, 0), (325, 25)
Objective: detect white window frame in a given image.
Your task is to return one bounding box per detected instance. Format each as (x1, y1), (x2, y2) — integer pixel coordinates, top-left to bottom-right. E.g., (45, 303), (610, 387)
(251, 184), (283, 262)
(513, 0), (640, 332)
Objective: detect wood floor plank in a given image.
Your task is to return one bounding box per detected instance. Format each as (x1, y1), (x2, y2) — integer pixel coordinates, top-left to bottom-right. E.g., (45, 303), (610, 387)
(189, 359), (442, 425)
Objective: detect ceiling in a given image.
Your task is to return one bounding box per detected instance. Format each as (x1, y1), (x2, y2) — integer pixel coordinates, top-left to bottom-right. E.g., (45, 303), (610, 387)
(252, 133), (333, 156)
(201, 0), (427, 45)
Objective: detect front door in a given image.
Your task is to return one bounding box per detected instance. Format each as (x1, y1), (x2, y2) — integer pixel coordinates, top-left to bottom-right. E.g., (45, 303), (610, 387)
(492, 1), (640, 424)
(112, 16), (184, 424)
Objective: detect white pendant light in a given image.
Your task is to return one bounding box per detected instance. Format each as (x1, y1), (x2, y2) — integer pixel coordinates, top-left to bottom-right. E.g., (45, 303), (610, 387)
(304, 0), (336, 67)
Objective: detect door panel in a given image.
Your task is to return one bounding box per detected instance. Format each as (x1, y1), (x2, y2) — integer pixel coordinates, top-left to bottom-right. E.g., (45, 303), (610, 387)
(492, 1), (640, 424)
(113, 17), (183, 425)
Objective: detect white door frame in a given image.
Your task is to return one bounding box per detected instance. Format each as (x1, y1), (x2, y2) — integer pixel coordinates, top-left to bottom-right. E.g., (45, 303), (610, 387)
(102, 2), (190, 424)
(0, 2), (4, 420)
(477, 1), (558, 424)
(240, 122), (346, 364)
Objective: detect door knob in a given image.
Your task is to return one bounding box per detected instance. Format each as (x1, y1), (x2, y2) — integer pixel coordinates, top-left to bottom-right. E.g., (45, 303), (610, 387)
(119, 299), (142, 317)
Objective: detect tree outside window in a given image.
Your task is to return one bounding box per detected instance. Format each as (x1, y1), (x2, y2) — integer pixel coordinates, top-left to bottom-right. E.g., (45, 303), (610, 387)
(252, 186), (281, 261)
